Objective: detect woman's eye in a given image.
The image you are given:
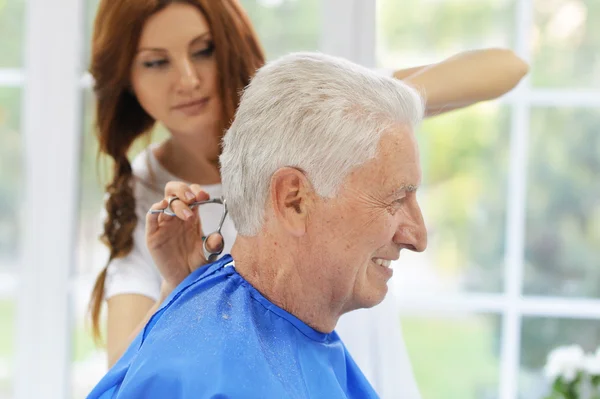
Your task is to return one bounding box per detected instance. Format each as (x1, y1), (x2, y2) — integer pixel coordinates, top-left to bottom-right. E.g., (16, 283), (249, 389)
(143, 59), (169, 69)
(192, 43), (215, 59)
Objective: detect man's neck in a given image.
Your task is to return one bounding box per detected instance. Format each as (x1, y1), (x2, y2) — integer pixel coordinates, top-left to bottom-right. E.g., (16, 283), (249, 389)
(231, 236), (341, 333)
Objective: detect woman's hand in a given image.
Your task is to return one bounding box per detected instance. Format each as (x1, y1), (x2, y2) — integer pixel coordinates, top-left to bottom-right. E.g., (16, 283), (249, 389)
(146, 182), (224, 293)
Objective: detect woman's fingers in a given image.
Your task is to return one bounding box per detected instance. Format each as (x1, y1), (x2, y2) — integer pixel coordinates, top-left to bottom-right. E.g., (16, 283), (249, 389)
(189, 184), (210, 202)
(164, 181), (194, 220)
(165, 182), (209, 204)
(205, 232), (224, 254)
(164, 181), (192, 198)
(188, 232), (224, 272)
(163, 181), (210, 221)
(168, 198), (196, 221)
(146, 199), (168, 237)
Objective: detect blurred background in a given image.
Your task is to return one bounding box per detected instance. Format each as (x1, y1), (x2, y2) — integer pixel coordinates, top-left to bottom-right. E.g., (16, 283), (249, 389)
(0, 0), (598, 398)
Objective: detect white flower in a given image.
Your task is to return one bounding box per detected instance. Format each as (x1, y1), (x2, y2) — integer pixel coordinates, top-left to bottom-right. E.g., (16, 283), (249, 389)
(584, 347), (600, 376)
(544, 345), (586, 383)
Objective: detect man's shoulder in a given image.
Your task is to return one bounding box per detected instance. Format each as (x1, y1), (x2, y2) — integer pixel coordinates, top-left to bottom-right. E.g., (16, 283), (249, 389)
(136, 256), (261, 354)
(90, 257), (289, 397)
(144, 256), (238, 331)
(105, 297), (293, 398)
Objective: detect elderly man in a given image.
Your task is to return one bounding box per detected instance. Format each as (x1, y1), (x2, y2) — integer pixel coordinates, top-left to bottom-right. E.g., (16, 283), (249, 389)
(88, 52), (427, 398)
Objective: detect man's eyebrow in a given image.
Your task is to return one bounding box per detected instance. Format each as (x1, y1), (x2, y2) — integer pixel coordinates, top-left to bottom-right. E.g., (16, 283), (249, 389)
(389, 184), (419, 197)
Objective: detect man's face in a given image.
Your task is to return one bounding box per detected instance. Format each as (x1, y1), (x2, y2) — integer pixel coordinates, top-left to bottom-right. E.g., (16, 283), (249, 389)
(307, 125), (428, 313)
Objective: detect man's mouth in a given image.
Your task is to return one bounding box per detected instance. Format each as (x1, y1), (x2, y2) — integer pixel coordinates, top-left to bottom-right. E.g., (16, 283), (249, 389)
(372, 258), (392, 269)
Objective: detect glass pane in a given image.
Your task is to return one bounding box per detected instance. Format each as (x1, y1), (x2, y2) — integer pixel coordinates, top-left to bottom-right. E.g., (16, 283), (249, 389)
(391, 104), (510, 295)
(0, 299), (15, 398)
(0, 297), (16, 398)
(84, 0), (100, 70)
(520, 317), (600, 399)
(377, 0), (515, 69)
(403, 314), (500, 399)
(0, 0), (26, 68)
(71, 282), (106, 399)
(532, 0), (600, 88)
(85, 0), (321, 66)
(0, 87), (22, 398)
(0, 88), (21, 273)
(240, 0), (320, 60)
(77, 90), (107, 248)
(524, 108), (600, 298)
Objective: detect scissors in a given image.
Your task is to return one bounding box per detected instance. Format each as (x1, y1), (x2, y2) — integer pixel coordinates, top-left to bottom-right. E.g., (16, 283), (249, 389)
(149, 196), (228, 262)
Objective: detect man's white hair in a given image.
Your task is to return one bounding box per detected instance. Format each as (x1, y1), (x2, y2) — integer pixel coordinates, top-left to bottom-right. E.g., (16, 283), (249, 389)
(220, 52), (424, 236)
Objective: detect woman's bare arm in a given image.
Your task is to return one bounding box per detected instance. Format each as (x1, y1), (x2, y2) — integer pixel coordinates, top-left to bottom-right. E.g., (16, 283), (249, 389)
(393, 48), (529, 117)
(105, 291), (164, 367)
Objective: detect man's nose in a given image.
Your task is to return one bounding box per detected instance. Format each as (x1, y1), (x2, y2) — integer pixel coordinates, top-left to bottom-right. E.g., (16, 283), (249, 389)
(393, 198), (427, 252)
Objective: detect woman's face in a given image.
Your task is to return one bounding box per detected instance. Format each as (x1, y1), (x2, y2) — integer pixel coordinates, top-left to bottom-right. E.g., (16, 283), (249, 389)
(131, 3), (222, 138)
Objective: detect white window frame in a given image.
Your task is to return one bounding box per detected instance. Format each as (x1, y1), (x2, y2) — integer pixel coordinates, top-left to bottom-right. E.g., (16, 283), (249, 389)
(5, 0), (599, 398)
(13, 0), (84, 398)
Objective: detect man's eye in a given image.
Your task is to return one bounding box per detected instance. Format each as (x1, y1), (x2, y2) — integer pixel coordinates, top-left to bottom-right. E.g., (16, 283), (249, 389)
(387, 198), (406, 213)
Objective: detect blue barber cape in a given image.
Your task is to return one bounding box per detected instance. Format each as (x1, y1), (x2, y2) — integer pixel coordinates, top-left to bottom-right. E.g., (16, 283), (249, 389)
(88, 255), (379, 399)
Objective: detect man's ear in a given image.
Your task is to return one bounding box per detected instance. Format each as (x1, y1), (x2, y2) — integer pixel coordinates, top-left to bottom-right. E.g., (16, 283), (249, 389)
(269, 167), (313, 237)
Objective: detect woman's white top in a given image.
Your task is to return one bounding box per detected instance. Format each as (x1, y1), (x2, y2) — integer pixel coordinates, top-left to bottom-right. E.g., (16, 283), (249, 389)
(103, 145), (237, 300)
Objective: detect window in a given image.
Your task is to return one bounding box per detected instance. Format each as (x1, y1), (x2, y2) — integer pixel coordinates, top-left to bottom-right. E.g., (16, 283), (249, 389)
(0, 0), (25, 397)
(240, 0), (321, 59)
(520, 317), (600, 398)
(524, 108), (600, 298)
(377, 1), (600, 398)
(0, 0), (25, 69)
(403, 314), (501, 399)
(10, 1), (598, 398)
(531, 0), (600, 88)
(0, 87), (21, 399)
